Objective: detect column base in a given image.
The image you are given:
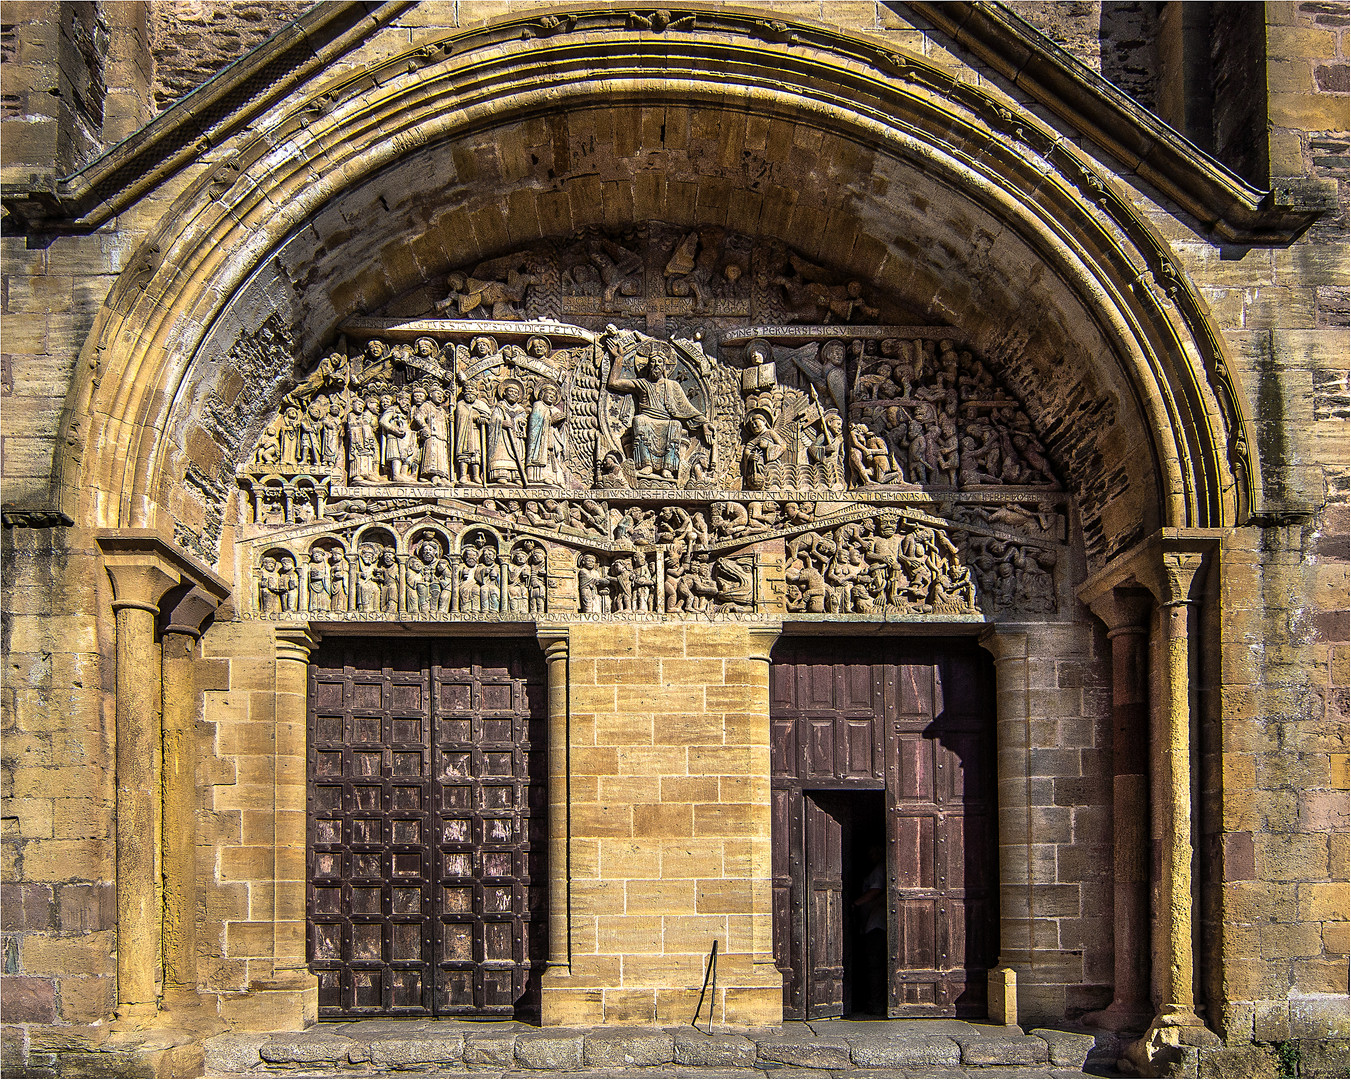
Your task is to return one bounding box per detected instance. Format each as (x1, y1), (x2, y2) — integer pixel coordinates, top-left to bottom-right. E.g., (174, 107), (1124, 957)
(1123, 1004), (1220, 1075)
(217, 979), (318, 1032)
(1083, 999), (1154, 1034)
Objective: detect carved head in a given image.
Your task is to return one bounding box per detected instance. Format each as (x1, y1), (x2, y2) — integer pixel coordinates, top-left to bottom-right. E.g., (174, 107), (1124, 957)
(261, 556), (277, 572)
(480, 547), (498, 565)
(430, 388), (446, 405)
(877, 511), (901, 538)
(578, 553), (596, 570)
(723, 263), (742, 283)
(359, 545), (375, 565)
(639, 341), (676, 379)
(512, 547), (528, 565)
(411, 387), (427, 404)
(745, 338), (772, 366)
(526, 336), (550, 358)
(379, 394), (394, 410)
(460, 384), (478, 403)
(446, 271), (467, 293)
(329, 400), (343, 416)
(366, 395), (381, 412)
(396, 390), (412, 409)
(462, 546), (479, 566)
(471, 336), (495, 357)
(380, 550), (395, 566)
(415, 337), (438, 358)
(537, 382), (560, 404)
(846, 281), (864, 299)
(822, 340), (845, 367)
(500, 378), (524, 404)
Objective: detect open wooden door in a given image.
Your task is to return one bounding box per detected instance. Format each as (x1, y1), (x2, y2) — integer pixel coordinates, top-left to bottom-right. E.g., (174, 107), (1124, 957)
(804, 793), (845, 1018)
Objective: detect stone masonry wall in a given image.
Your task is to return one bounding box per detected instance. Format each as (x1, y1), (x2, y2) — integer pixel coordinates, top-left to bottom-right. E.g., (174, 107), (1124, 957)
(547, 623), (780, 1027)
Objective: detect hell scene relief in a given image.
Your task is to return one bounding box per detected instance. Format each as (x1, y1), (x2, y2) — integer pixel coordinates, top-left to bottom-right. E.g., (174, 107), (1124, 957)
(236, 226), (1066, 622)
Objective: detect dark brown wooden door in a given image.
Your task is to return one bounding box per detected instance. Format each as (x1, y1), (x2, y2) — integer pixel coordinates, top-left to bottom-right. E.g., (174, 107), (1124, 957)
(804, 794), (845, 1018)
(771, 639), (997, 1019)
(308, 639), (546, 1018)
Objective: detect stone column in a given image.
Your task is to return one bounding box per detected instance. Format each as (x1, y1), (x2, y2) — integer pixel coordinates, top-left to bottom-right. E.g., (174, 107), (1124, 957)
(103, 556), (181, 1014)
(537, 626), (571, 974)
(746, 624), (782, 969)
(267, 624), (319, 1026)
(160, 587), (221, 1005)
(978, 628), (1033, 982)
(1084, 588), (1154, 1033)
(1127, 547), (1219, 1070)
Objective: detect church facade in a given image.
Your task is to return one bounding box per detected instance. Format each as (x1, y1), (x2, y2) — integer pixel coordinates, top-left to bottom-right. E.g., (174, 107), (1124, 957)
(1, 2), (1347, 1076)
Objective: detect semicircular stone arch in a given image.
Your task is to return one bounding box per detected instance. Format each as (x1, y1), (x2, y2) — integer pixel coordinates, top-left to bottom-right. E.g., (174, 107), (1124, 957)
(61, 9), (1249, 593)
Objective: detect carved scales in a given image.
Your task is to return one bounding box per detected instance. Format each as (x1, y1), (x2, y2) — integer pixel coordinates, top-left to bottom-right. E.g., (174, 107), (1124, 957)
(236, 227), (1065, 622)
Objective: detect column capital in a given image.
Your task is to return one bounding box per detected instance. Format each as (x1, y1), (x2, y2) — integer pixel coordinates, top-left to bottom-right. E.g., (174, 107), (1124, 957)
(536, 624), (570, 662)
(98, 530), (230, 615)
(274, 624), (316, 662)
(162, 585), (222, 639)
(104, 558), (180, 615)
(1078, 528), (1220, 611)
(1086, 586), (1154, 636)
(978, 626), (1027, 662)
(746, 622), (783, 664)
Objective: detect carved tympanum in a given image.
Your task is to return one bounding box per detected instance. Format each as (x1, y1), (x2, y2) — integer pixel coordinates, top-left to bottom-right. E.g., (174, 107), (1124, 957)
(235, 226), (1066, 623)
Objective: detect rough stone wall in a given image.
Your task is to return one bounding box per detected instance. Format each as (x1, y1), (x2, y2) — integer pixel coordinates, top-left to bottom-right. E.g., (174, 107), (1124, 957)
(0, 0), (1345, 1067)
(147, 0), (311, 111)
(0, 529), (116, 1056)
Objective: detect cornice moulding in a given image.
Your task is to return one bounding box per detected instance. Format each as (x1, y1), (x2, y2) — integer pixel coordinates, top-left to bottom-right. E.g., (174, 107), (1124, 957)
(906, 1), (1337, 245)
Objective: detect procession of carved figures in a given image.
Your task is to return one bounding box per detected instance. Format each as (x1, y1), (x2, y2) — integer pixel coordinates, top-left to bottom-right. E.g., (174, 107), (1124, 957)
(237, 227), (1066, 621)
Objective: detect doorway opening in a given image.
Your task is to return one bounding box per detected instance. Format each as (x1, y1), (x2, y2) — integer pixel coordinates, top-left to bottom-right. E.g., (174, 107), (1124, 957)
(804, 789), (887, 1018)
(771, 638), (998, 1019)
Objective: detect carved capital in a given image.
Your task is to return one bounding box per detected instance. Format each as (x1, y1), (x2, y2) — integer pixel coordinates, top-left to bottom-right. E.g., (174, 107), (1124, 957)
(274, 624), (316, 663)
(536, 624), (570, 664)
(746, 622), (783, 664)
(1158, 550), (1206, 609)
(978, 626), (1027, 663)
(1087, 586), (1153, 637)
(98, 530), (230, 615)
(103, 558), (180, 615)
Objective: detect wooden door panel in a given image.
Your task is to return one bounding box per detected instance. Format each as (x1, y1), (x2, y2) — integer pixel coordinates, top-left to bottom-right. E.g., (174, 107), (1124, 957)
(805, 795), (844, 1019)
(771, 640), (997, 1020)
(309, 640), (544, 1020)
(843, 718), (875, 778)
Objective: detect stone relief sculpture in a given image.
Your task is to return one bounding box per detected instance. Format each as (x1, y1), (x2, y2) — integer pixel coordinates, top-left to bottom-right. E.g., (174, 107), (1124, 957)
(235, 226), (1068, 623)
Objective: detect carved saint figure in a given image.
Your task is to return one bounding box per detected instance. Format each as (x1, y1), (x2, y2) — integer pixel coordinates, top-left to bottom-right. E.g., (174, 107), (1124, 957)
(487, 379), (529, 485)
(526, 382), (568, 485)
(577, 553), (610, 614)
(454, 384), (491, 485)
(355, 545), (381, 611)
(413, 387), (451, 483)
(742, 409), (786, 491)
(258, 556), (281, 614)
(346, 398), (379, 482)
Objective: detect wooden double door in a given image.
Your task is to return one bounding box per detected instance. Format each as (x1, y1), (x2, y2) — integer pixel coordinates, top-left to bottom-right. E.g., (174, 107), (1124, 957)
(771, 639), (998, 1018)
(306, 639), (547, 1018)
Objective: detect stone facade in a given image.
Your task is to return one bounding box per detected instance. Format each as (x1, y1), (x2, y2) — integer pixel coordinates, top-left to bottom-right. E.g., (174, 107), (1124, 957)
(1, 3), (1346, 1078)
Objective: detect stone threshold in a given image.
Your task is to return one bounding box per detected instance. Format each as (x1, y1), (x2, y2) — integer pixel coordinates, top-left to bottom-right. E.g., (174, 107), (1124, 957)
(206, 1018), (1122, 1076)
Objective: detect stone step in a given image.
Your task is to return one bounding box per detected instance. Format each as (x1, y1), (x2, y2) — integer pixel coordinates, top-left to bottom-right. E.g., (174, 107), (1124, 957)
(206, 1019), (1115, 1077)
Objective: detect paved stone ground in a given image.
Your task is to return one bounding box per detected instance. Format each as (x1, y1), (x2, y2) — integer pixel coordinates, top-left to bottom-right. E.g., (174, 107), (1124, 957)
(205, 1018), (1125, 1078)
